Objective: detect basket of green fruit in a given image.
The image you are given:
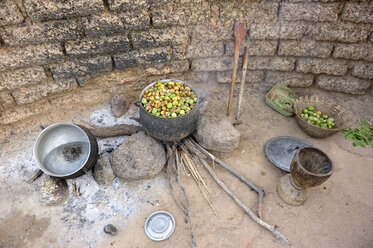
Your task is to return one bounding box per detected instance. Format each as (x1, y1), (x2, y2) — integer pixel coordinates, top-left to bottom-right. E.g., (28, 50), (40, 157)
(294, 96), (348, 138)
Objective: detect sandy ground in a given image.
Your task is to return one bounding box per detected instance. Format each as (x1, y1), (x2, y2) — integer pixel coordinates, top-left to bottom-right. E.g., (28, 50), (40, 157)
(0, 83), (372, 248)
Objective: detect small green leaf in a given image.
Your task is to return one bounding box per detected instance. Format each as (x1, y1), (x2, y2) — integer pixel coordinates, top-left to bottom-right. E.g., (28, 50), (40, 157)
(353, 139), (366, 147)
(345, 133), (354, 140)
(361, 118), (371, 129)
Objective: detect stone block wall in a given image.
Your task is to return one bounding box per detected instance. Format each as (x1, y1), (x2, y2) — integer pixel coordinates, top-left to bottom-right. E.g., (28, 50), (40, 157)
(0, 0), (372, 125)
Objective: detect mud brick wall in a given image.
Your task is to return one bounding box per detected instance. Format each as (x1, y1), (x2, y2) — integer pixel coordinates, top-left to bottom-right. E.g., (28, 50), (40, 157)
(0, 0), (372, 125)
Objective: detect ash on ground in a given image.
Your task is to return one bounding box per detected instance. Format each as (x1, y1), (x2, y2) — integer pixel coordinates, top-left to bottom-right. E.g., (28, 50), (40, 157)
(0, 103), (167, 248)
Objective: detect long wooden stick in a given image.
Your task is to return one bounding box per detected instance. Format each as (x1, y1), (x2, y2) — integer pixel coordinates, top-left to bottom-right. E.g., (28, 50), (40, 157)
(175, 149), (195, 248)
(189, 138), (264, 219)
(78, 120), (143, 137)
(199, 158), (290, 244)
(236, 46), (250, 120)
(227, 22), (247, 116)
(166, 145), (195, 248)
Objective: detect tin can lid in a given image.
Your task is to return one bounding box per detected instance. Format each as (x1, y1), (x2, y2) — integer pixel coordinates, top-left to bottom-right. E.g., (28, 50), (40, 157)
(144, 211), (176, 241)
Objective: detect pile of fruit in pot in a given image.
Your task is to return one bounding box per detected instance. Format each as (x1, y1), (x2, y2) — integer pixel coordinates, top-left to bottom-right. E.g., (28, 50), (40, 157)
(300, 106), (336, 129)
(141, 80), (198, 117)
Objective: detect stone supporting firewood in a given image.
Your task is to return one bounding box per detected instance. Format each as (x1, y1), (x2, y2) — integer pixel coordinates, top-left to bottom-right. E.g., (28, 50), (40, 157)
(0, 0), (372, 125)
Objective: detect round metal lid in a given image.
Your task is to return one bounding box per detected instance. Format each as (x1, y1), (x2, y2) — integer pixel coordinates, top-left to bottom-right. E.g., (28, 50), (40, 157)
(265, 136), (312, 172)
(144, 211), (176, 241)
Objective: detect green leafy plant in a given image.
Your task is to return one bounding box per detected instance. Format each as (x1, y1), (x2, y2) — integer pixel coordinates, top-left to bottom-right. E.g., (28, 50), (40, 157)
(341, 118), (373, 148)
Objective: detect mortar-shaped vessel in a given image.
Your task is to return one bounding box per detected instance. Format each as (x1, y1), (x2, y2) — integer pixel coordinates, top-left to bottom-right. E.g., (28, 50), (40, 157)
(290, 147), (334, 189)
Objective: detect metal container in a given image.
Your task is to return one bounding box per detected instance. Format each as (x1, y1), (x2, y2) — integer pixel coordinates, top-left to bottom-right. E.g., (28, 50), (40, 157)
(144, 211), (176, 241)
(34, 123), (98, 179)
(134, 79), (203, 141)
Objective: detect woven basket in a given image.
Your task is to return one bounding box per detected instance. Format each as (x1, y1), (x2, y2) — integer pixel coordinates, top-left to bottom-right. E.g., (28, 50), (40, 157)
(294, 96), (348, 138)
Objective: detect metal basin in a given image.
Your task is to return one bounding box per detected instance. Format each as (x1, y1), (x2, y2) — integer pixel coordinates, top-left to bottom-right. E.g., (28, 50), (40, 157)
(34, 123), (98, 179)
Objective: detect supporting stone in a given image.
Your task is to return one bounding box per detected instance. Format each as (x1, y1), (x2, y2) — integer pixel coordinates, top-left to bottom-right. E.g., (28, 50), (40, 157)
(277, 174), (308, 206)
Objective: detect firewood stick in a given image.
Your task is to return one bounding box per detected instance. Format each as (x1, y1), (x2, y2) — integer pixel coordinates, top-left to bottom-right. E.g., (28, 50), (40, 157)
(199, 158), (290, 244)
(189, 138), (264, 219)
(78, 120), (143, 138)
(166, 145), (195, 248)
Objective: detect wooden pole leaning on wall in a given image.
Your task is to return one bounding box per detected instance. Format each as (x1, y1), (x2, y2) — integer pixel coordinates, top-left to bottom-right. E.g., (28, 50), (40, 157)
(227, 22), (246, 116)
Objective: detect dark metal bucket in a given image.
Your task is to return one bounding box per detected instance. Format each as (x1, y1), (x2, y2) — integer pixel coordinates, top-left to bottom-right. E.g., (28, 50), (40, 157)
(34, 123), (98, 179)
(134, 79), (203, 141)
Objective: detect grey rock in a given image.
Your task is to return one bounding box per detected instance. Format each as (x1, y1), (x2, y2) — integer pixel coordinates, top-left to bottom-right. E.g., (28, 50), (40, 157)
(23, 0), (104, 21)
(250, 22), (308, 40)
(191, 57), (233, 72)
(333, 44), (373, 62)
(104, 224), (118, 236)
(352, 62), (373, 80)
(278, 40), (333, 58)
(50, 56), (112, 80)
(0, 44), (63, 72)
(0, 20), (80, 47)
(12, 78), (78, 105)
(83, 14), (125, 37)
(65, 35), (130, 58)
(247, 57), (295, 71)
(113, 47), (171, 70)
(297, 58), (349, 76)
(217, 70), (264, 84)
(118, 9), (150, 30)
(277, 174), (308, 206)
(225, 40), (277, 57)
(317, 75), (371, 95)
(0, 92), (15, 108)
(0, 0), (24, 26)
(37, 174), (68, 206)
(110, 131), (166, 180)
(280, 3), (339, 22)
(266, 72), (314, 88)
(131, 27), (188, 49)
(110, 94), (128, 118)
(308, 22), (370, 43)
(194, 116), (240, 153)
(108, 0), (148, 11)
(341, 3), (373, 24)
(144, 60), (189, 76)
(152, 4), (208, 27)
(93, 153), (116, 185)
(187, 42), (224, 58)
(0, 67), (47, 91)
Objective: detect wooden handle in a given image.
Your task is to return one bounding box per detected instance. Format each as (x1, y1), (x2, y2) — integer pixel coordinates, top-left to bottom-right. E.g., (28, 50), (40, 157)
(236, 46), (250, 120)
(227, 22), (247, 116)
(227, 49), (240, 116)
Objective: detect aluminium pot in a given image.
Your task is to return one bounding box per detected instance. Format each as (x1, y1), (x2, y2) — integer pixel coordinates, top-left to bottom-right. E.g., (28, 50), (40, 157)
(34, 123), (98, 179)
(134, 79), (204, 141)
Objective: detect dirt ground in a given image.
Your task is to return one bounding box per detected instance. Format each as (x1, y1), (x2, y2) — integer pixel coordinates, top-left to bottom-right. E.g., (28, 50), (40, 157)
(0, 82), (372, 248)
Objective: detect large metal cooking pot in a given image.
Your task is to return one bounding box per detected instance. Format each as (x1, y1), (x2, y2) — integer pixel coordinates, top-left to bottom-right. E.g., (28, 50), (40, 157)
(134, 79), (203, 141)
(34, 123), (98, 179)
